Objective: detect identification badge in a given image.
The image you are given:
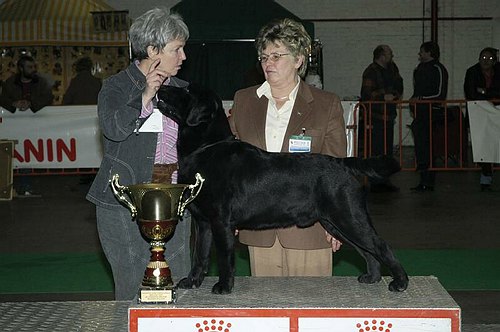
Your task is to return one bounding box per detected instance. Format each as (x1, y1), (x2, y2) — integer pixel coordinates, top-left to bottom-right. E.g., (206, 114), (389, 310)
(289, 135), (312, 153)
(139, 108), (163, 132)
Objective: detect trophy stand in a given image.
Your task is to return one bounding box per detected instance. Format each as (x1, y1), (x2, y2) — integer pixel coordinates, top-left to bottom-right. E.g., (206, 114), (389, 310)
(111, 173), (204, 304)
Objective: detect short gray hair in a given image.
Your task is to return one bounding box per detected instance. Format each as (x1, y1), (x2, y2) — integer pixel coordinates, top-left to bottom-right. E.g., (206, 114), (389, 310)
(129, 8), (189, 60)
(255, 18), (311, 77)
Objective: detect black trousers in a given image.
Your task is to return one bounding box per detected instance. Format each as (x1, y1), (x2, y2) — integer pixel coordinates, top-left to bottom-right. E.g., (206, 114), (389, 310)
(411, 105), (435, 186)
(370, 118), (395, 157)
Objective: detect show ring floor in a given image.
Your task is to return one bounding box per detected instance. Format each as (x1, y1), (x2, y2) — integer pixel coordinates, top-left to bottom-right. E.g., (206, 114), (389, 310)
(1, 276), (461, 332)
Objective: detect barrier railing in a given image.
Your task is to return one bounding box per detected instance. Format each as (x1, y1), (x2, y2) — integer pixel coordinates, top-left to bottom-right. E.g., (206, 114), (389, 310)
(357, 99), (499, 171)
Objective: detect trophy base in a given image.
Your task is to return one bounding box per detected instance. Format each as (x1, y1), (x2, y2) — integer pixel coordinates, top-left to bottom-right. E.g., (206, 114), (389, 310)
(138, 285), (177, 304)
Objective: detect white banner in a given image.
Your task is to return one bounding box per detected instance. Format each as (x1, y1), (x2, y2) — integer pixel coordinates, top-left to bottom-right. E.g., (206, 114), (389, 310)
(139, 317), (289, 332)
(0, 106), (102, 169)
(341, 101), (359, 157)
(467, 100), (500, 163)
(300, 317), (451, 331)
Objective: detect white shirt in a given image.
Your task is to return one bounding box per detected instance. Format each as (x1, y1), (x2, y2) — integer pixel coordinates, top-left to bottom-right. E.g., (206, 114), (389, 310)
(256, 79), (301, 152)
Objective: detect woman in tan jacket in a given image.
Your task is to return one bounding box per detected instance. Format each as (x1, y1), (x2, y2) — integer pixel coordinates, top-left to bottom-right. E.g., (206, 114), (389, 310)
(229, 18), (347, 276)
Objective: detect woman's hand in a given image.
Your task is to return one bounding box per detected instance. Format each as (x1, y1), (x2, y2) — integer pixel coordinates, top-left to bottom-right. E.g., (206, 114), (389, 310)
(325, 231), (342, 252)
(142, 59), (168, 105)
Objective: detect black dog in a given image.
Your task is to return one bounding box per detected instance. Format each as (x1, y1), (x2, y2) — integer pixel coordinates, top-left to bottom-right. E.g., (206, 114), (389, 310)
(157, 84), (408, 294)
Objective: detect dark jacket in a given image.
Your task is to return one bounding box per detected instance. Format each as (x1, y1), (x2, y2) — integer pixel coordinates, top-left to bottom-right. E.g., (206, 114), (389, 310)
(62, 71), (102, 105)
(464, 63), (500, 100)
(0, 74), (53, 112)
(86, 62), (188, 209)
(360, 62), (403, 119)
(412, 59), (448, 101)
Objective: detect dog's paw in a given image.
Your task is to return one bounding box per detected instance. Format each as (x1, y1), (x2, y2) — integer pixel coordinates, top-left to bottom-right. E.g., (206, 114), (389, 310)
(357, 273), (381, 284)
(388, 277), (409, 292)
(211, 281), (233, 294)
(177, 276), (203, 289)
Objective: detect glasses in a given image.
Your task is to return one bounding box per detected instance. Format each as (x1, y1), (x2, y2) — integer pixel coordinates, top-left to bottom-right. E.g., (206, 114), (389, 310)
(480, 55), (495, 61)
(258, 52), (290, 63)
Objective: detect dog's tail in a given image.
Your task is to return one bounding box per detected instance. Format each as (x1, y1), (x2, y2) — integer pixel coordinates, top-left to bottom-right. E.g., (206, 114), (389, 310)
(341, 155), (401, 180)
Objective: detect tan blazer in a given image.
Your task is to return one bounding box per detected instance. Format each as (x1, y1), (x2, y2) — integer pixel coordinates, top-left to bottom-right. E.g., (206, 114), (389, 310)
(229, 81), (347, 249)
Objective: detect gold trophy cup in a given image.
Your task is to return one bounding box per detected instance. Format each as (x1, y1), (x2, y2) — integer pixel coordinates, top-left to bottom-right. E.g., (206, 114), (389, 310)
(110, 173), (204, 304)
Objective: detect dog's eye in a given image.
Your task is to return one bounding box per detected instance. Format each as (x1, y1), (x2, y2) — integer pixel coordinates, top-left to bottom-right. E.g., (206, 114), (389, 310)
(157, 99), (167, 110)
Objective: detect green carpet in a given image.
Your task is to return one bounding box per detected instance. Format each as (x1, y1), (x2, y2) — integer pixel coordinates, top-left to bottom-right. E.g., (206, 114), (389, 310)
(1, 249), (499, 294)
(0, 252), (114, 294)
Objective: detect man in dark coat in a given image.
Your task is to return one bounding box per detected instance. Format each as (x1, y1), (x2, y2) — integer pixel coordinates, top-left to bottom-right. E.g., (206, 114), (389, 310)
(360, 44), (403, 192)
(464, 47), (500, 191)
(410, 41), (449, 192)
(0, 55), (53, 113)
(62, 57), (102, 105)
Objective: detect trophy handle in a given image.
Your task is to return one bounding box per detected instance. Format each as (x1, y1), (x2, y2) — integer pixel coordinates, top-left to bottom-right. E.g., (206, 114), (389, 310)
(177, 173), (205, 217)
(110, 174), (138, 218)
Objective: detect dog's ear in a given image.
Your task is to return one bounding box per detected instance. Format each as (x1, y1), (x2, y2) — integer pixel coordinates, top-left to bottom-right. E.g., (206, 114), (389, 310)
(186, 103), (214, 126)
(185, 84), (222, 126)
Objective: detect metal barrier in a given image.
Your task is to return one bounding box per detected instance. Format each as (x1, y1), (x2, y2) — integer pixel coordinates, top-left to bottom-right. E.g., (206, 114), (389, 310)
(357, 99), (499, 171)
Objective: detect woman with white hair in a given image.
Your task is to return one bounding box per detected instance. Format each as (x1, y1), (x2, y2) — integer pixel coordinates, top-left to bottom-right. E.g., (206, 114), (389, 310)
(86, 8), (191, 300)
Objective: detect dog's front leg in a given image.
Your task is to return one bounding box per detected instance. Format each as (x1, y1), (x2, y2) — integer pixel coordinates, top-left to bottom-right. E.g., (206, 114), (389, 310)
(211, 221), (235, 294)
(177, 218), (212, 289)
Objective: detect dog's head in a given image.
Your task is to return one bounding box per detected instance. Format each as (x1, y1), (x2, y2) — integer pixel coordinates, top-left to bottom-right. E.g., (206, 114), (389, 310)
(157, 84), (224, 126)
(157, 84), (233, 155)
(156, 85), (192, 125)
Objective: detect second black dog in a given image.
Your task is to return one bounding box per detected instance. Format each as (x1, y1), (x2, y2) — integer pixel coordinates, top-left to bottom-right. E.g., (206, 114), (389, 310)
(157, 84), (409, 294)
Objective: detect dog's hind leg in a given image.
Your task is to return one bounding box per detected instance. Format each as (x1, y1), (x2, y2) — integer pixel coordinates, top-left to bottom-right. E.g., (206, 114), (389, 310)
(368, 240), (408, 292)
(348, 234), (408, 292)
(210, 219), (236, 294)
(319, 191), (408, 291)
(342, 227), (408, 292)
(177, 217), (212, 289)
(352, 247), (382, 284)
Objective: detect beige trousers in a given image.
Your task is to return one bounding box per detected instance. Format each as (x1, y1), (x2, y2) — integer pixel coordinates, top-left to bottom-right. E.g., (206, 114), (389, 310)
(248, 236), (332, 276)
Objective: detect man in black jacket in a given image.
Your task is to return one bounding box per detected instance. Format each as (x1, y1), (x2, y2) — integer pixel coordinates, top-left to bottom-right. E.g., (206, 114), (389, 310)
(410, 41), (448, 192)
(464, 47), (500, 191)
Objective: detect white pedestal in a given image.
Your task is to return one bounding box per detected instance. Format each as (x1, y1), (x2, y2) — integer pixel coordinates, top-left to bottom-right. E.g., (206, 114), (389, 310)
(129, 276), (460, 332)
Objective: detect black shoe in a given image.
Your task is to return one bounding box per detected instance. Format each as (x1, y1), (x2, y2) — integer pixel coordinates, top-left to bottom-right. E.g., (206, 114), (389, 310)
(410, 184), (434, 192)
(481, 184), (492, 192)
(370, 183), (400, 193)
(16, 189), (42, 198)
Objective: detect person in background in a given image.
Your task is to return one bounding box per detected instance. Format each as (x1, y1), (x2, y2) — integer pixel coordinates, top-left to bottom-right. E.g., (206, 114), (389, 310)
(409, 41), (448, 192)
(0, 55), (53, 197)
(63, 56), (103, 184)
(0, 55), (53, 113)
(464, 47), (500, 191)
(360, 44), (403, 193)
(62, 56), (102, 105)
(229, 18), (346, 277)
(86, 8), (191, 300)
(305, 67), (323, 90)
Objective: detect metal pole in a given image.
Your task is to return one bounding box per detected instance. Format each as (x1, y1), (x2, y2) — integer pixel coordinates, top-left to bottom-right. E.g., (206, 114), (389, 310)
(431, 0), (438, 43)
